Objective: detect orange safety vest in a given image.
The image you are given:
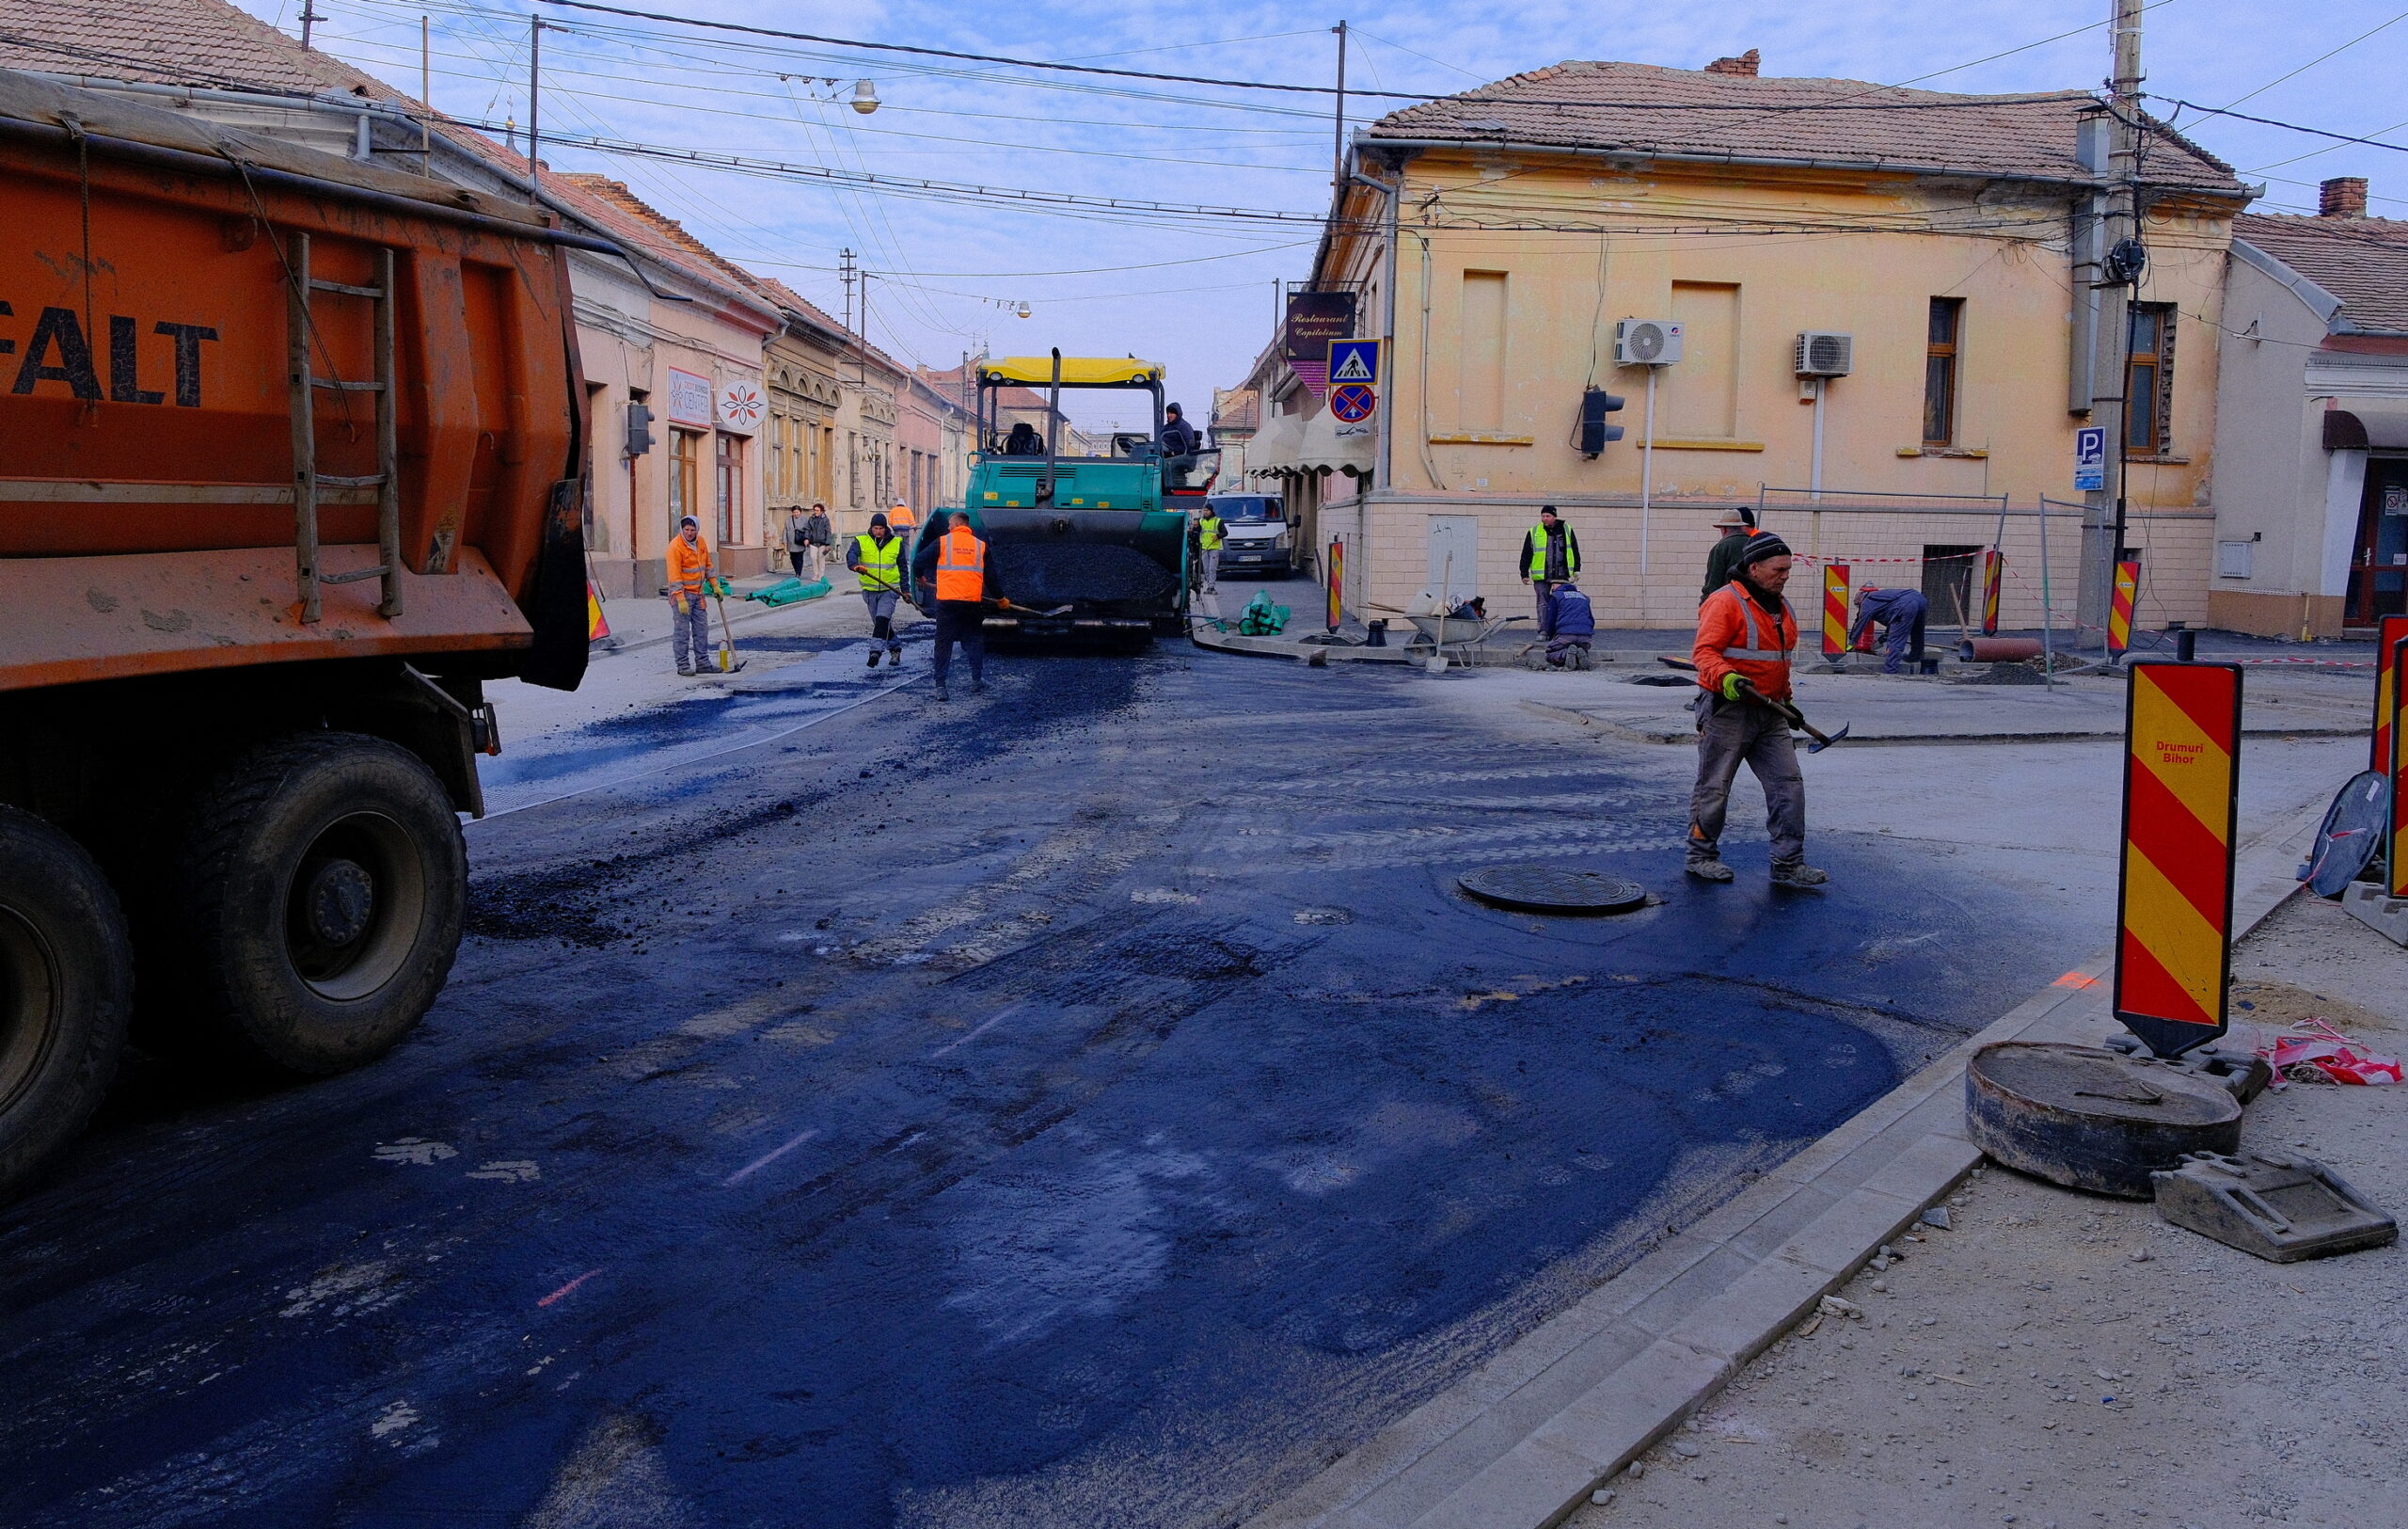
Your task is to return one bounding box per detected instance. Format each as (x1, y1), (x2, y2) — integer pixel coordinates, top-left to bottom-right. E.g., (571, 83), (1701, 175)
(1691, 581), (1798, 701)
(933, 526), (987, 603)
(888, 505), (918, 538)
(665, 534), (712, 597)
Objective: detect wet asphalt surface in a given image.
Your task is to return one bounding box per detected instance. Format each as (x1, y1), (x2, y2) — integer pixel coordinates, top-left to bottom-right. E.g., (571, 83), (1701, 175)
(0, 632), (2097, 1528)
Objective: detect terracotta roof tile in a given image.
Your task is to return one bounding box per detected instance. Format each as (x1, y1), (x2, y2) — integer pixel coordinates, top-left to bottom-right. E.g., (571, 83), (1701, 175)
(1370, 59), (2243, 194)
(2234, 212), (2408, 334)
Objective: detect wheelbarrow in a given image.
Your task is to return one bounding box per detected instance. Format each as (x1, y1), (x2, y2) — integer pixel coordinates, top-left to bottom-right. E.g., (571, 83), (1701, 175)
(1402, 612), (1526, 670)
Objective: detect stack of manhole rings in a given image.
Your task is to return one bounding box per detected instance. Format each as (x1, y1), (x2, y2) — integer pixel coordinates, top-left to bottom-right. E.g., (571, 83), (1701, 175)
(1457, 865), (1649, 916)
(1966, 1041), (2242, 1197)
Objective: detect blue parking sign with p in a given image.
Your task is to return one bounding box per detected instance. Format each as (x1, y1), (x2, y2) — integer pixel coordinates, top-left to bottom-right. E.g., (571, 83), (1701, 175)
(2075, 425), (2107, 491)
(1329, 339), (1382, 388)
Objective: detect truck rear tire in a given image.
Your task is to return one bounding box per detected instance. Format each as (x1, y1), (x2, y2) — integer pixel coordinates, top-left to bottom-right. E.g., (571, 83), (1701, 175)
(0, 807), (132, 1200)
(150, 734), (465, 1076)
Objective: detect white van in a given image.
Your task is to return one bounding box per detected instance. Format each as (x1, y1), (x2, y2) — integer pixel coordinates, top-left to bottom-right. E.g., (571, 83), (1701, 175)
(1204, 494), (1298, 580)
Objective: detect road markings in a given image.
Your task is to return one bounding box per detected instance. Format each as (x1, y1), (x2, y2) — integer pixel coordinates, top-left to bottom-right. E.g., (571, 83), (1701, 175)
(467, 1160), (541, 1183)
(928, 1003), (1025, 1059)
(722, 1125), (821, 1187)
(537, 1269), (604, 1308)
(372, 1138), (457, 1166)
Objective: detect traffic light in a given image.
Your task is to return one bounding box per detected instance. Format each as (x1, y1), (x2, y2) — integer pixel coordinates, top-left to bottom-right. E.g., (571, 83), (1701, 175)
(1578, 387), (1625, 457)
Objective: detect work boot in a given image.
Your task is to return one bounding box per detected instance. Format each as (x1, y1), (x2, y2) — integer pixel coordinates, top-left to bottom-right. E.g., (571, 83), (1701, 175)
(865, 648), (879, 668)
(971, 679), (989, 694)
(1685, 858), (1735, 884)
(675, 664), (694, 677)
(1770, 861), (1830, 889)
(933, 683), (950, 702)
(887, 648), (902, 666)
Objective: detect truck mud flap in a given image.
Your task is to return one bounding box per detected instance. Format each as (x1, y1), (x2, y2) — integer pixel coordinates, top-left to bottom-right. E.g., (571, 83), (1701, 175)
(517, 477), (590, 693)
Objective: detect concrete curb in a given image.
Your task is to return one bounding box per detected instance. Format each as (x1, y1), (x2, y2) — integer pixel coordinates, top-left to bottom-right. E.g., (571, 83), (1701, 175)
(1189, 623), (1413, 663)
(1247, 800), (2328, 1529)
(1514, 698), (2366, 749)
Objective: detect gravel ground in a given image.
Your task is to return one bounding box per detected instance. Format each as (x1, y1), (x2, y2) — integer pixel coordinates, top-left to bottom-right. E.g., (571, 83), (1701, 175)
(1566, 892), (2407, 1529)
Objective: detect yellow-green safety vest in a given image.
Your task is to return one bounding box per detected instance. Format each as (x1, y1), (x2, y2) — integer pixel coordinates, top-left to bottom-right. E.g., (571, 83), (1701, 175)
(853, 533), (902, 594)
(1525, 523), (1578, 580)
(1197, 514), (1225, 551)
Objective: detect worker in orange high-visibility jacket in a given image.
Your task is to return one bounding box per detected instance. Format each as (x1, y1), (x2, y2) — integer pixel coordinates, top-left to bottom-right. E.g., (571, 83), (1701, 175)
(911, 509), (987, 702)
(887, 501), (918, 547)
(663, 513), (715, 677)
(1686, 533), (1828, 889)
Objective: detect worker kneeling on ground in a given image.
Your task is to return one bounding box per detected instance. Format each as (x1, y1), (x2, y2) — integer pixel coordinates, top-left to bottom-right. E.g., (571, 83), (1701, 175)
(849, 512), (906, 667)
(913, 510), (989, 702)
(1849, 585), (1930, 675)
(1541, 579), (1594, 669)
(1687, 534), (1829, 889)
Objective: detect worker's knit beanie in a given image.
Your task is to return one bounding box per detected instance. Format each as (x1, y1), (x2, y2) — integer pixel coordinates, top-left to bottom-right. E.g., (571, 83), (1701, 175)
(1736, 533), (1792, 567)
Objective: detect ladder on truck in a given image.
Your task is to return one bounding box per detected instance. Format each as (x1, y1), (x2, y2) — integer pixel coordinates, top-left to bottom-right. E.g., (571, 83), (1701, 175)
(286, 231), (402, 624)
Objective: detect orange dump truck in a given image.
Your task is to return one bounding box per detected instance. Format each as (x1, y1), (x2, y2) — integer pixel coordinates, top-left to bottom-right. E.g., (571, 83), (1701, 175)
(0, 72), (595, 1197)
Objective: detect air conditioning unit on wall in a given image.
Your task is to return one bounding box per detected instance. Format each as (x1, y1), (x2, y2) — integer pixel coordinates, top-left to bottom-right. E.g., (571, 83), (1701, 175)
(1615, 318), (1683, 367)
(1795, 331), (1854, 377)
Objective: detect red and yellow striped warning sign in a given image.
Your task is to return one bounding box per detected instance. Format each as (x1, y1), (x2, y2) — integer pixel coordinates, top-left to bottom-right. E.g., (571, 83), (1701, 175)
(1326, 537), (1344, 633)
(586, 581), (610, 643)
(2115, 661), (2242, 1055)
(2106, 560), (2139, 657)
(2372, 614), (2408, 775)
(2389, 633), (2408, 900)
(1979, 549), (2003, 636)
(1821, 563), (1849, 659)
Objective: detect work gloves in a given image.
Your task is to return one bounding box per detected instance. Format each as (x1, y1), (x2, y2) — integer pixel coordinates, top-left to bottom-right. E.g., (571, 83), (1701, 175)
(1719, 673), (1745, 701)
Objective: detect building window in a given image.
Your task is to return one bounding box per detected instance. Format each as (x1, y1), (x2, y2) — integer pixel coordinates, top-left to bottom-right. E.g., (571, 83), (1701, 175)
(669, 428), (701, 538)
(716, 433), (742, 545)
(1457, 270), (1508, 432)
(2125, 303), (2174, 455)
(1924, 298), (1963, 447)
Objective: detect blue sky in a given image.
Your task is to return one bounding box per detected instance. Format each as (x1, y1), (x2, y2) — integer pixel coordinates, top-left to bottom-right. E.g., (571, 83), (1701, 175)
(238, 0), (2406, 426)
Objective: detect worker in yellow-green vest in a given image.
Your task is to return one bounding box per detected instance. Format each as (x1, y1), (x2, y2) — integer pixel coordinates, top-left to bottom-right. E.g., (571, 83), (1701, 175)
(848, 511), (905, 667)
(1192, 503), (1226, 621)
(1519, 505), (1582, 625)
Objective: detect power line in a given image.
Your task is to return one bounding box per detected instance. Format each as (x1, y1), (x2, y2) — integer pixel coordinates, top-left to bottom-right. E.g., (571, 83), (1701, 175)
(2213, 8), (2408, 112)
(2148, 96), (2408, 155)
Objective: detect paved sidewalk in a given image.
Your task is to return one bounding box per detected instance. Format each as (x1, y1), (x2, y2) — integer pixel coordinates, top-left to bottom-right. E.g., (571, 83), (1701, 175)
(1567, 892), (2406, 1529)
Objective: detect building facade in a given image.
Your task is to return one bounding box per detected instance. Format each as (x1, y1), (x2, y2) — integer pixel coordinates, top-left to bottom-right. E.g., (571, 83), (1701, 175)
(1250, 52), (2252, 632)
(2210, 181), (2408, 637)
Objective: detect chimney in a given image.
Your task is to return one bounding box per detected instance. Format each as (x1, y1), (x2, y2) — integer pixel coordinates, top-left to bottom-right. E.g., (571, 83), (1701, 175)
(1703, 49), (1761, 77)
(2319, 177), (2368, 217)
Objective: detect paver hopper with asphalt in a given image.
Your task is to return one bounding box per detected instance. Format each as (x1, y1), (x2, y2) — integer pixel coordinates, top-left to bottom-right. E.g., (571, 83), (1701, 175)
(921, 353), (1204, 640)
(0, 72), (596, 1198)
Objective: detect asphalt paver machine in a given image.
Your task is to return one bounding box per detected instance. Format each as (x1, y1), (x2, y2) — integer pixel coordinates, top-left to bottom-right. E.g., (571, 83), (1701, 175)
(929, 352), (1213, 640)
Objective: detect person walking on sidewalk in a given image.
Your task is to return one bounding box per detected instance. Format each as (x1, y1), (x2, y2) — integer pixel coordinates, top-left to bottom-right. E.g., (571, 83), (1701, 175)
(665, 513), (715, 677)
(887, 501), (918, 549)
(804, 502), (833, 580)
(1192, 502), (1226, 621)
(782, 506), (811, 581)
(912, 510), (988, 701)
(848, 512), (905, 667)
(1519, 506), (1581, 624)
(1686, 534), (1828, 889)
(1701, 506), (1759, 603)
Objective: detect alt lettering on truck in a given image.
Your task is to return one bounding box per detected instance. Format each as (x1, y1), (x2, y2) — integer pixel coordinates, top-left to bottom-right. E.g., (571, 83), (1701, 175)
(0, 68), (594, 1202)
(1, 301), (220, 406)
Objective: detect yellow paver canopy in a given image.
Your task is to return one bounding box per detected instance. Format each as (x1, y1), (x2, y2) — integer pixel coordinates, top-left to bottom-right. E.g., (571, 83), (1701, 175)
(981, 357), (1164, 387)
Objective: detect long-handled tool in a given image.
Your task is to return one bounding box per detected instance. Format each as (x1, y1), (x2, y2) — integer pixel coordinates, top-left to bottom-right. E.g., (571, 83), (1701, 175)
(706, 575), (746, 673)
(1656, 657), (1852, 752)
(983, 595), (1074, 618)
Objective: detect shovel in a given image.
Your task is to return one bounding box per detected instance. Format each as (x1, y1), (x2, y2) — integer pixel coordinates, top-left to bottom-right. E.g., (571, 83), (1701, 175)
(1656, 657), (1852, 752)
(983, 596), (1075, 618)
(707, 577), (746, 673)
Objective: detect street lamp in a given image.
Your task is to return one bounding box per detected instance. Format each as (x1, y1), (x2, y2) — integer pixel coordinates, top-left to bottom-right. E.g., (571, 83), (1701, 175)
(851, 80), (880, 115)
(1016, 301), (1032, 320)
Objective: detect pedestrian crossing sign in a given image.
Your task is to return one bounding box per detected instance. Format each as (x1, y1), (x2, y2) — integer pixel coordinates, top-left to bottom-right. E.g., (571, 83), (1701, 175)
(1328, 339), (1381, 387)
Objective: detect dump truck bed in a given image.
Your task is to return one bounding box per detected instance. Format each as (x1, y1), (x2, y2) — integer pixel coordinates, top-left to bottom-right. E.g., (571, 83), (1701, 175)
(0, 70), (588, 693)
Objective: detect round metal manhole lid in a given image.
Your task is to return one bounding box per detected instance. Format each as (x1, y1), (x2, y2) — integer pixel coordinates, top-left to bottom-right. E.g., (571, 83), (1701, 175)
(1970, 1043), (2240, 1127)
(2306, 770), (2389, 897)
(1457, 865), (1648, 916)
(1965, 1042), (2242, 1198)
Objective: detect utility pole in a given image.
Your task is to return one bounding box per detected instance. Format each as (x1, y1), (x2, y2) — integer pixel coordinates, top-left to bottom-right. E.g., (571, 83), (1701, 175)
(420, 16), (434, 176)
(527, 17), (542, 194)
(2081, 0), (2146, 645)
(299, 0), (324, 50)
(1332, 22), (1349, 194)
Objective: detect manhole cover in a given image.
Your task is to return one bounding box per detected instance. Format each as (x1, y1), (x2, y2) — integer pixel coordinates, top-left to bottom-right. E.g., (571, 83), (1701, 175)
(1966, 1042), (2242, 1199)
(2305, 770), (2389, 897)
(1457, 865), (1648, 916)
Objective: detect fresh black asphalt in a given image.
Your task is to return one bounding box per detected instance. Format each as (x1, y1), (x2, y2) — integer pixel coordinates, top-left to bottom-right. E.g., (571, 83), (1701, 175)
(0, 638), (2098, 1527)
